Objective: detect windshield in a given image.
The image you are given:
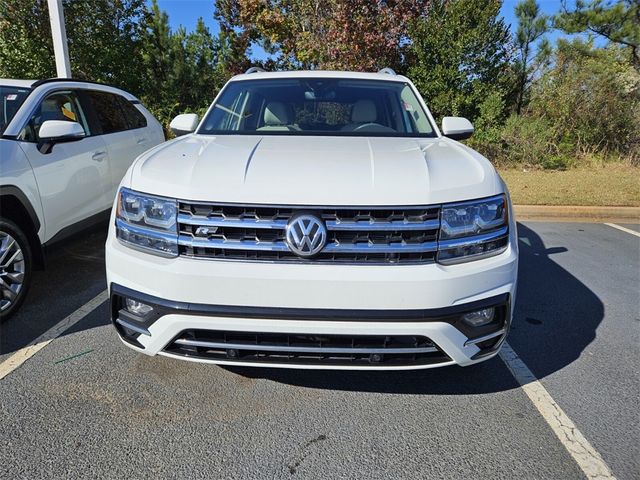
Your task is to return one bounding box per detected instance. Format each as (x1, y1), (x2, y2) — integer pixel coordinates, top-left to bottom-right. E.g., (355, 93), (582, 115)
(198, 78), (436, 137)
(0, 86), (31, 134)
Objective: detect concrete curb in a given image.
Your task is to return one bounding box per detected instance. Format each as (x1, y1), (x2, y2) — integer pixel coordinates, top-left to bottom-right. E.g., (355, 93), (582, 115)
(513, 205), (640, 223)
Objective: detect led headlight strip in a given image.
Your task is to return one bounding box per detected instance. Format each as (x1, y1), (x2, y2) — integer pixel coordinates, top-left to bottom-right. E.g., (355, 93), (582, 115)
(437, 194), (509, 265)
(115, 188), (179, 257)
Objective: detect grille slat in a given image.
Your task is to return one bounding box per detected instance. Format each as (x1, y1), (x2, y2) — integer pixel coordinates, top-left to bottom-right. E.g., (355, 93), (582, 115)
(165, 330), (451, 367)
(178, 202), (441, 264)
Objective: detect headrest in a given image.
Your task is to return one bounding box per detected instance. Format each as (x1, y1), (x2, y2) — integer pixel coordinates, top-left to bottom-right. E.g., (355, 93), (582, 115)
(41, 99), (60, 114)
(264, 102), (291, 125)
(351, 100), (376, 123)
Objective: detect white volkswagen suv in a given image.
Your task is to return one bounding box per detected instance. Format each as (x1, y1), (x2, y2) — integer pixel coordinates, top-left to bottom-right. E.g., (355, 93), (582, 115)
(106, 69), (518, 370)
(0, 78), (164, 318)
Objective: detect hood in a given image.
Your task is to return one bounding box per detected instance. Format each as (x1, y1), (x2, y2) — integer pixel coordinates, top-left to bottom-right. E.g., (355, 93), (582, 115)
(129, 134), (501, 205)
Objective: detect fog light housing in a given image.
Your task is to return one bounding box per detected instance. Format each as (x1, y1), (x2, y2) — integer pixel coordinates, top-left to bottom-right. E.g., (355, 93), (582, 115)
(462, 308), (495, 327)
(125, 298), (153, 317)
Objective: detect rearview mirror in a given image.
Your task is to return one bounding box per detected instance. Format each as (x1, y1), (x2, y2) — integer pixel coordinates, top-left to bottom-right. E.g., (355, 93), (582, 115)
(170, 113), (199, 136)
(38, 120), (85, 154)
(441, 117), (474, 140)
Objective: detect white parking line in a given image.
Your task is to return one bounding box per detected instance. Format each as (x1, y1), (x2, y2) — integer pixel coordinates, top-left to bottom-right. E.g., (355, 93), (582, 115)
(0, 290), (107, 381)
(500, 342), (616, 479)
(604, 223), (640, 238)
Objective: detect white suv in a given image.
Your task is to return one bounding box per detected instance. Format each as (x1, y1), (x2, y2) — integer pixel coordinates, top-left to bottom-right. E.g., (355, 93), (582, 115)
(0, 78), (164, 318)
(106, 69), (518, 370)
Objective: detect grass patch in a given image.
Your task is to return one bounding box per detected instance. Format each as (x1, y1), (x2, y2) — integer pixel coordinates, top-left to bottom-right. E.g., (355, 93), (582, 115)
(498, 164), (640, 206)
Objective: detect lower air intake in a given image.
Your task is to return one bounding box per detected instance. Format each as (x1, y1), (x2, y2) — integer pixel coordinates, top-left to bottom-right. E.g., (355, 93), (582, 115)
(164, 330), (451, 367)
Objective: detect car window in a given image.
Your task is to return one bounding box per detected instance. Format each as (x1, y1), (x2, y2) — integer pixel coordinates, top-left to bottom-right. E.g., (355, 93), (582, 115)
(0, 86), (31, 134)
(199, 78), (436, 137)
(19, 90), (89, 142)
(117, 96), (147, 130)
(86, 91), (129, 134)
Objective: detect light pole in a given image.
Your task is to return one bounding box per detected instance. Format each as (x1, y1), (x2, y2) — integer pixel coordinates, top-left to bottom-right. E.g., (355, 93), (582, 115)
(47, 0), (71, 78)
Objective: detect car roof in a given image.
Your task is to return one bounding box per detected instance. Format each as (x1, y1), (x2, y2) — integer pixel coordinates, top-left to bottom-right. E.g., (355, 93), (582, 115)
(0, 79), (37, 88)
(229, 70), (410, 83)
(0, 78), (139, 101)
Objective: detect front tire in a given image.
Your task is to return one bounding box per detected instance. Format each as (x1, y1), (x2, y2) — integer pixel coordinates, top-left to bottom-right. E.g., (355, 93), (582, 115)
(0, 218), (32, 321)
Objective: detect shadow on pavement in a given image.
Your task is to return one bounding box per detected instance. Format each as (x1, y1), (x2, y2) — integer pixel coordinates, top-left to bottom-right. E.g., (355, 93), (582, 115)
(0, 226), (110, 356)
(225, 222), (605, 394)
(1, 221), (605, 396)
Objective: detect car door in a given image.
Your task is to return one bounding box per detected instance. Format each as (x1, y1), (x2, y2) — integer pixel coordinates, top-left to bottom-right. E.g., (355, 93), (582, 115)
(16, 90), (112, 241)
(83, 90), (146, 198)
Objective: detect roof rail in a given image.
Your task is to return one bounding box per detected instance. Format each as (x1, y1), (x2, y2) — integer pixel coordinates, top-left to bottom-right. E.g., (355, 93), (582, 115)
(377, 68), (397, 76)
(31, 77), (114, 88)
(244, 67), (266, 74)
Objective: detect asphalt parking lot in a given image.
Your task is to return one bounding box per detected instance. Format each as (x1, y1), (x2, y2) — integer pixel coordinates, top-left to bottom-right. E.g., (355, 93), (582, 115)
(1, 221), (638, 479)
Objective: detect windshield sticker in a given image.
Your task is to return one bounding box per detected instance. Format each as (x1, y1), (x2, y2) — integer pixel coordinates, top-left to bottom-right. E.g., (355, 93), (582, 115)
(6, 94), (17, 101)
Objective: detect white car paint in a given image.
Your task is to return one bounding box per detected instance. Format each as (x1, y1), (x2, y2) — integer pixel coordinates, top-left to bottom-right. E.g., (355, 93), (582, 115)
(0, 79), (164, 243)
(106, 70), (518, 370)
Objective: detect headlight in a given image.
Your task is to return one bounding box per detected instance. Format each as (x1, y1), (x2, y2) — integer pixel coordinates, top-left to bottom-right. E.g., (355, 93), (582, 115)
(115, 188), (178, 257)
(437, 195), (509, 265)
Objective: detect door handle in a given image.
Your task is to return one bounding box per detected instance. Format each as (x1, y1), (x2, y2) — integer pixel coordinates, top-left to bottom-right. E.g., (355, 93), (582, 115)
(92, 151), (107, 161)
(136, 138), (147, 145)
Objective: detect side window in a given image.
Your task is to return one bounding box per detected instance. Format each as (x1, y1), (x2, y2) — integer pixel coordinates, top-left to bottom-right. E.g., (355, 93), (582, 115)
(19, 91), (89, 142)
(87, 91), (128, 134)
(117, 96), (147, 129)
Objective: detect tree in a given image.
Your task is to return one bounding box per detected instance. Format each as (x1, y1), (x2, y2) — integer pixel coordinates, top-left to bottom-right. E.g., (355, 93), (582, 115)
(0, 0), (147, 93)
(407, 0), (513, 121)
(140, 1), (223, 126)
(513, 0), (549, 114)
(0, 0), (54, 79)
(555, 0), (640, 71)
(213, 0), (430, 71)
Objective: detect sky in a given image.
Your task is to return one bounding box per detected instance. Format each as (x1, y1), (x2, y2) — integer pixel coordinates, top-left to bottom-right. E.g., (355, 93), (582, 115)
(153, 0), (586, 60)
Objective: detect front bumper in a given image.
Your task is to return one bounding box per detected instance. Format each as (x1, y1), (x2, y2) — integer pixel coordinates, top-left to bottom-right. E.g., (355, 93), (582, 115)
(106, 229), (518, 370)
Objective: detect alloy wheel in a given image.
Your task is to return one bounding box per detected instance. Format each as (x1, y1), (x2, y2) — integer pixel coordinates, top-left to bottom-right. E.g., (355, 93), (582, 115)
(0, 230), (26, 312)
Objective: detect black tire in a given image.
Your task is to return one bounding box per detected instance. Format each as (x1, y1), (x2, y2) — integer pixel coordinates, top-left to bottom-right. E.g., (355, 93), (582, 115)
(0, 217), (33, 321)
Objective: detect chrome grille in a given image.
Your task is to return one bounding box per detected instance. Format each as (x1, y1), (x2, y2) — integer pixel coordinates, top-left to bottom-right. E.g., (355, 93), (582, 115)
(164, 329), (451, 367)
(177, 202), (441, 264)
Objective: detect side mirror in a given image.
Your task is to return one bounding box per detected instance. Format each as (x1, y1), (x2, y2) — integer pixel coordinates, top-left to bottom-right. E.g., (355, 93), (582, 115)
(38, 120), (85, 154)
(441, 117), (474, 140)
(170, 113), (199, 136)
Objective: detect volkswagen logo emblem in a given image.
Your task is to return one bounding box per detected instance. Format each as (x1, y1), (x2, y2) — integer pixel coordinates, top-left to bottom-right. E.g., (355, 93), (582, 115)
(285, 213), (327, 258)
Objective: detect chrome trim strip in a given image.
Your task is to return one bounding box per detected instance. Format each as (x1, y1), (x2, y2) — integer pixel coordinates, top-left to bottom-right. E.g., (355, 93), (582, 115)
(464, 328), (506, 347)
(178, 213), (288, 229)
(438, 227), (509, 249)
(325, 219), (440, 231)
(178, 213), (439, 231)
(174, 338), (438, 354)
(323, 241), (438, 254)
(178, 235), (290, 251)
(178, 235), (438, 254)
(115, 317), (151, 336)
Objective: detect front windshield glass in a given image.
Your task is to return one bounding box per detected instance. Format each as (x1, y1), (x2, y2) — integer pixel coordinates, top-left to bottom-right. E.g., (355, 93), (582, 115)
(0, 86), (31, 134)
(199, 78), (436, 137)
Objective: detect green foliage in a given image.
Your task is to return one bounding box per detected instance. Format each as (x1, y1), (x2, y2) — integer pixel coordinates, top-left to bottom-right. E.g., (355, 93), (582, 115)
(0, 0), (55, 79)
(0, 0), (146, 93)
(408, 0), (512, 121)
(529, 40), (640, 162)
(555, 0), (639, 70)
(473, 41), (640, 168)
(513, 0), (549, 113)
(139, 1), (225, 129)
(1, 0), (638, 170)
